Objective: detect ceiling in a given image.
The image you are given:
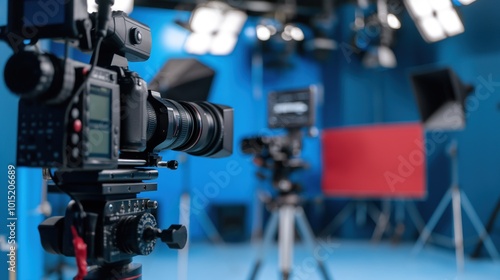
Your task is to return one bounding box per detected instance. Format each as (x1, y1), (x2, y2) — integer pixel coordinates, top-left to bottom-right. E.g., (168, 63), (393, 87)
(134, 0), (356, 18)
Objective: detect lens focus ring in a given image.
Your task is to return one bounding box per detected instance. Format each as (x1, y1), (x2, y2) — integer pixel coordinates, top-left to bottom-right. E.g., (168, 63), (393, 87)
(4, 52), (55, 98)
(164, 100), (193, 150)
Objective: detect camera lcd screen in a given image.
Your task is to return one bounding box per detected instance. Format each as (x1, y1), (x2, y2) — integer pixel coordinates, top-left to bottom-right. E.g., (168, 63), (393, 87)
(23, 0), (65, 27)
(89, 92), (111, 122)
(88, 86), (112, 158)
(267, 88), (315, 129)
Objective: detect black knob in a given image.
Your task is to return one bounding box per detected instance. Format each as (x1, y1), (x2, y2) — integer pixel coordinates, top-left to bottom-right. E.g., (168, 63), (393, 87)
(143, 224), (187, 250)
(159, 225), (187, 249)
(117, 213), (158, 256)
(167, 160), (178, 170)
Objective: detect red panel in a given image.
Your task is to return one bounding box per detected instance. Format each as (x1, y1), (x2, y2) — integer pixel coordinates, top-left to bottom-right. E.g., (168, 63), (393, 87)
(322, 123), (426, 199)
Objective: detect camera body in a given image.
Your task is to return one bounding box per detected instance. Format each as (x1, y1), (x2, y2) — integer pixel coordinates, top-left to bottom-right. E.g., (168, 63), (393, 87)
(241, 87), (316, 192)
(16, 59), (121, 169)
(3, 1), (233, 170)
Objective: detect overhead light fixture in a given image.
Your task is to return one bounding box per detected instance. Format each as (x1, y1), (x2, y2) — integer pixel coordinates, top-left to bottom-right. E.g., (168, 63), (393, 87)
(256, 25), (272, 41)
(184, 1), (247, 56)
(404, 0), (467, 43)
(87, 0), (134, 14)
(256, 22), (305, 42)
(387, 13), (401, 30)
(352, 0), (398, 69)
(453, 0), (477, 6)
(362, 45), (397, 69)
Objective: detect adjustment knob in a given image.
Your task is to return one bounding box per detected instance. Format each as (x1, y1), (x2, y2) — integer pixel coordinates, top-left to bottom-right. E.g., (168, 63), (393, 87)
(161, 224), (187, 249)
(144, 224), (187, 250)
(117, 213), (158, 255)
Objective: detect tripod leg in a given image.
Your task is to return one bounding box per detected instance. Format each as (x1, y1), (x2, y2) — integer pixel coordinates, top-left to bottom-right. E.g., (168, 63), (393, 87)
(405, 201), (425, 235)
(472, 198), (500, 258)
(451, 187), (465, 272)
(412, 188), (453, 255)
(320, 202), (356, 237)
(295, 207), (332, 280)
(279, 205), (295, 280)
(249, 210), (279, 280)
(461, 191), (500, 259)
(372, 200), (392, 242)
(196, 209), (224, 244)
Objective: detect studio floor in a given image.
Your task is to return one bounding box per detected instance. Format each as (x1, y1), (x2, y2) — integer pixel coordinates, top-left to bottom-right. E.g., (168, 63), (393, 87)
(129, 240), (500, 280)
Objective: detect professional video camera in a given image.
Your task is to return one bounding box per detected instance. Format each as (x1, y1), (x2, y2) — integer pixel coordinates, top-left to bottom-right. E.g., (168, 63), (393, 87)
(240, 87), (331, 280)
(1, 0), (233, 279)
(241, 87), (314, 193)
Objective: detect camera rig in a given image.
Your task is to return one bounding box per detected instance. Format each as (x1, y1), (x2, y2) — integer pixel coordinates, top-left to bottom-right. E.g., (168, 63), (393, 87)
(241, 87), (315, 193)
(240, 87), (330, 280)
(241, 128), (308, 194)
(1, 1), (233, 279)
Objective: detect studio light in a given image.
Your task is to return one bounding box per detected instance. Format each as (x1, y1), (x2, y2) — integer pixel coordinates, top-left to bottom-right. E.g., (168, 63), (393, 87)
(352, 0), (398, 69)
(454, 0), (477, 6)
(87, 0), (134, 14)
(256, 22), (305, 43)
(184, 1), (247, 56)
(387, 14), (401, 30)
(256, 25), (272, 41)
(255, 19), (308, 68)
(404, 0), (468, 43)
(362, 45), (397, 69)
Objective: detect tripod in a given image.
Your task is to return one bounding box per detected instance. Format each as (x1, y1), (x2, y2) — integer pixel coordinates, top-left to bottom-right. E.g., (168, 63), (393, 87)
(249, 191), (331, 280)
(412, 142), (499, 271)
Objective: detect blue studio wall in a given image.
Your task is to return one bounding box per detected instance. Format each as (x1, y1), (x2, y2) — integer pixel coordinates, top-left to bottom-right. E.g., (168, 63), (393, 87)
(325, 1), (500, 248)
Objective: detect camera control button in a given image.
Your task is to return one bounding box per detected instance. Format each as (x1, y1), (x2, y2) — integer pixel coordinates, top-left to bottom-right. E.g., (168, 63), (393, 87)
(130, 28), (142, 45)
(72, 148), (79, 158)
(73, 120), (82, 133)
(71, 134), (80, 145)
(71, 108), (80, 119)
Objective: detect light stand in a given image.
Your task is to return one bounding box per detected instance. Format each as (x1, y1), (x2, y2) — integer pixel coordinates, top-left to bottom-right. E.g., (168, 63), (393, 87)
(409, 67), (499, 271)
(412, 141), (499, 270)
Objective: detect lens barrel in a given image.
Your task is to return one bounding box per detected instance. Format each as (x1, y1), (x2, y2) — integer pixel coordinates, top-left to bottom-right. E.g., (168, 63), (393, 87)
(4, 51), (75, 104)
(146, 92), (233, 158)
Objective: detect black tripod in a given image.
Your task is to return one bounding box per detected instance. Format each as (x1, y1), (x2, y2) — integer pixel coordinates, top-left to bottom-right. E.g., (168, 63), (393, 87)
(39, 168), (187, 280)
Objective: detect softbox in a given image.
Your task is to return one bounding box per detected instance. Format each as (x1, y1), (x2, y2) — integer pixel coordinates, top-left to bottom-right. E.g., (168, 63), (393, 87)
(410, 68), (473, 130)
(148, 58), (215, 102)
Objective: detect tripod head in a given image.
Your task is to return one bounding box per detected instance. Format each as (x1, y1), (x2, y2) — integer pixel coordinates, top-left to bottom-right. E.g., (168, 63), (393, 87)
(242, 128), (309, 194)
(39, 169), (188, 279)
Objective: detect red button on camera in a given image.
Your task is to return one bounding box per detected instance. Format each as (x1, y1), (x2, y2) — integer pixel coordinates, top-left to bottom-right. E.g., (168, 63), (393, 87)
(73, 119), (82, 133)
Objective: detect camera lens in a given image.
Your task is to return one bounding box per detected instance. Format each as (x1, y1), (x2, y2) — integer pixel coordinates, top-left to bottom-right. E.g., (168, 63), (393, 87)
(146, 95), (232, 158)
(173, 101), (223, 156)
(4, 51), (74, 104)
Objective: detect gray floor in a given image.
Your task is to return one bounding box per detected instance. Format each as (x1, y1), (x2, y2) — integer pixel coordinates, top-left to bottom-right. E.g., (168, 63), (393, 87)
(133, 240), (500, 280)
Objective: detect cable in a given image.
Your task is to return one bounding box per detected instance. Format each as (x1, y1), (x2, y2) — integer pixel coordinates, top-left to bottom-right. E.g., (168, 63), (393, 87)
(48, 170), (85, 216)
